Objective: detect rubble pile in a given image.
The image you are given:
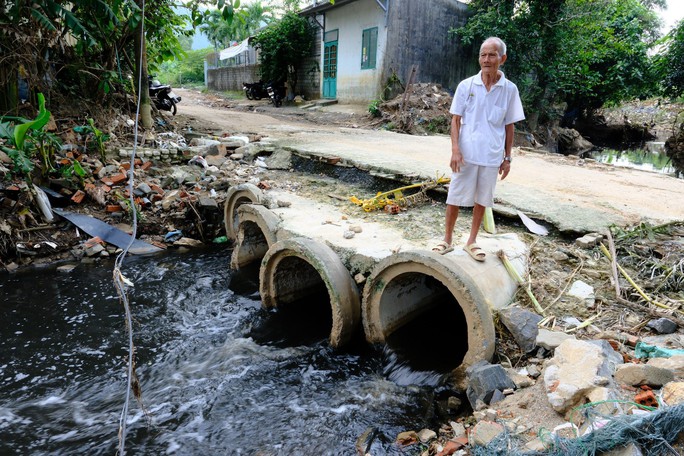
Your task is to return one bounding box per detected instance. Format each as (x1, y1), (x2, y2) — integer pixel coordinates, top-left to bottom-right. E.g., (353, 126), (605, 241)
(0, 127), (277, 272)
(375, 83), (453, 135)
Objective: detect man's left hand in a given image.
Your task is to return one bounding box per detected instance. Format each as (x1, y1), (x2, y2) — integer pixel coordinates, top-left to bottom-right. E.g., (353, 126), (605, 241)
(499, 161), (511, 180)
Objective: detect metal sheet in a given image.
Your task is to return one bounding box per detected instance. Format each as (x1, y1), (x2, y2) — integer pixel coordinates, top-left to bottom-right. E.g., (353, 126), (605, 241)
(53, 208), (163, 255)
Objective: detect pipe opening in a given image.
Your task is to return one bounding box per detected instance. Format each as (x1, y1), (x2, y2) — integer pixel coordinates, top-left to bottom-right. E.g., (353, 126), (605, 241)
(251, 256), (333, 347)
(380, 272), (468, 380)
(236, 221), (269, 268)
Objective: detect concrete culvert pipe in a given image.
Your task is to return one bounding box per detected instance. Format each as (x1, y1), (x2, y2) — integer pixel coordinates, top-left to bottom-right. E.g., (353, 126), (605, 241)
(224, 183), (264, 241)
(259, 237), (361, 349)
(362, 247), (524, 383)
(230, 204), (280, 270)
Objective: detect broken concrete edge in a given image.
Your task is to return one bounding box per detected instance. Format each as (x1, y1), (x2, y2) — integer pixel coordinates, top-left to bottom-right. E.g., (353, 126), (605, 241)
(283, 146), (590, 236)
(259, 236), (361, 348)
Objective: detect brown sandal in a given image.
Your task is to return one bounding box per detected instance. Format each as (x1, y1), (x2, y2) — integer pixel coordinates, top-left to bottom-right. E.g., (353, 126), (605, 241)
(463, 243), (486, 262)
(432, 241), (454, 255)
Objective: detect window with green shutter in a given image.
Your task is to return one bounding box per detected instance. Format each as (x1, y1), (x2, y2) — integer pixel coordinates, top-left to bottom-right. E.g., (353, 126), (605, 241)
(361, 27), (378, 70)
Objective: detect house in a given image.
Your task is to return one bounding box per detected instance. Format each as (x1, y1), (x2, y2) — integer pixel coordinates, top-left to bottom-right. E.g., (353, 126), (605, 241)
(299, 0), (477, 103)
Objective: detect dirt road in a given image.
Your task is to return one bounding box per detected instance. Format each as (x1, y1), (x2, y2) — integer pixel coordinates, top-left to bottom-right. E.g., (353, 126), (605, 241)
(175, 88), (684, 234)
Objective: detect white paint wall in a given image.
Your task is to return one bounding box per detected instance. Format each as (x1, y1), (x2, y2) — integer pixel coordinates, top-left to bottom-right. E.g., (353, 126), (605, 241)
(324, 0), (388, 102)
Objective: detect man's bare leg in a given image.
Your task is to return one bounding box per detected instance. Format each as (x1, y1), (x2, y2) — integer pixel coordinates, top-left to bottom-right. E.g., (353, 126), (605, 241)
(444, 204), (459, 245)
(466, 203), (486, 246)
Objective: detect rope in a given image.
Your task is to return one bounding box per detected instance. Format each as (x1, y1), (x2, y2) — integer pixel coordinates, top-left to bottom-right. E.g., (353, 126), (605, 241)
(114, 0), (145, 453)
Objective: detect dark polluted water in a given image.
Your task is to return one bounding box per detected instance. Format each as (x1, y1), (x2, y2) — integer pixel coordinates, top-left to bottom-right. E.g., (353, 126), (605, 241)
(0, 247), (449, 455)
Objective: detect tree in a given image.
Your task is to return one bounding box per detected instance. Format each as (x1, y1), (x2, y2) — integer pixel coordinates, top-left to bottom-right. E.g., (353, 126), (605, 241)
(454, 0), (664, 127)
(251, 12), (315, 96)
(655, 20), (684, 99)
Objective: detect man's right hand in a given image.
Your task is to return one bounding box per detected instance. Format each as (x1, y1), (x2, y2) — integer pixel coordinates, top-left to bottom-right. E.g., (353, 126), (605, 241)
(450, 149), (464, 173)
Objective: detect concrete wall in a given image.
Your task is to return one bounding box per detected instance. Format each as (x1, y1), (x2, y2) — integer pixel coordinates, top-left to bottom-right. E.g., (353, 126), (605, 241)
(207, 65), (261, 92)
(323, 0), (388, 102)
(382, 0), (477, 98)
(295, 22), (323, 101)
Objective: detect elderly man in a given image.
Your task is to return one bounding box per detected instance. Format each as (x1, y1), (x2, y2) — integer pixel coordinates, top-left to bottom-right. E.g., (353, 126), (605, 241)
(433, 37), (525, 261)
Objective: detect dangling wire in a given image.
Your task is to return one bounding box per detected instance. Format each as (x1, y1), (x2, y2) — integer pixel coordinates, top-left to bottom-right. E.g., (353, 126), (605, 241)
(114, 0), (145, 453)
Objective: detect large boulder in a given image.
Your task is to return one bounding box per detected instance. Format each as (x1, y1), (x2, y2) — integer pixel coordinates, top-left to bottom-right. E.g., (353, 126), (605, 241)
(556, 127), (593, 155)
(543, 339), (623, 414)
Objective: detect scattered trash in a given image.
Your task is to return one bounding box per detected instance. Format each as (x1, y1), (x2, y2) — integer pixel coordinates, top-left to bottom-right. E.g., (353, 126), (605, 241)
(188, 155), (208, 169)
(212, 236), (228, 244)
(164, 230), (183, 243)
(517, 210), (549, 236)
(635, 342), (684, 359)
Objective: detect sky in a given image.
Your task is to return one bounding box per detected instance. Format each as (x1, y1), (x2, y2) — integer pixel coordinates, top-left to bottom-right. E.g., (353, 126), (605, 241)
(659, 0), (684, 33)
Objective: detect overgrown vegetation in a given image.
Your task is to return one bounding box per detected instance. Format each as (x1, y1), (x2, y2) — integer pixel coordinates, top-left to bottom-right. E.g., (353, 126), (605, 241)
(251, 12), (315, 96)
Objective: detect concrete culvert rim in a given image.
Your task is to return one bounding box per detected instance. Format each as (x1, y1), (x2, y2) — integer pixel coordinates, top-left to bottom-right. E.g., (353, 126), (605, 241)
(230, 204), (279, 270)
(259, 237), (361, 349)
(224, 183), (263, 241)
(362, 251), (496, 379)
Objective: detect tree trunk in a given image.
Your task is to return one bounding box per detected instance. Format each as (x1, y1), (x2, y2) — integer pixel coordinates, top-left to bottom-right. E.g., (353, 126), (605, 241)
(135, 0), (153, 129)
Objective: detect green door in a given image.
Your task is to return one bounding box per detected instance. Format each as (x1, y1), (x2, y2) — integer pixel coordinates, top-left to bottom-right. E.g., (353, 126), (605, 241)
(323, 40), (337, 99)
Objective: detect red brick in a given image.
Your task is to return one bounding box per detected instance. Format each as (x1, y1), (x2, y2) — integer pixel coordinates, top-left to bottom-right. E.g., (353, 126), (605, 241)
(84, 236), (104, 248)
(105, 204), (123, 213)
(102, 185), (111, 193)
(141, 161), (153, 170)
(121, 163), (131, 170)
(101, 173), (127, 186)
(71, 190), (86, 204)
(149, 183), (165, 195)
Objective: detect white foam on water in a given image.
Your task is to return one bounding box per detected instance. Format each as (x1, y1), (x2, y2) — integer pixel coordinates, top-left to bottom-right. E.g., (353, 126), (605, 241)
(37, 395), (66, 406)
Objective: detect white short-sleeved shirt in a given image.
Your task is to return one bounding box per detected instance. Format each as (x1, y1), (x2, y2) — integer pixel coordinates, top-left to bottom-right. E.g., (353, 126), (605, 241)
(450, 71), (525, 167)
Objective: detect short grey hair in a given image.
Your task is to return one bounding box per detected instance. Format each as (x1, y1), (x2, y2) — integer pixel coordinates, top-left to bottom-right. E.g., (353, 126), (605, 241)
(481, 37), (507, 57)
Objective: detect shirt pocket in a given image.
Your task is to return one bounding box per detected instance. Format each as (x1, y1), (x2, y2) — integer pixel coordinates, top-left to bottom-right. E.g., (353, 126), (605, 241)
(487, 105), (506, 126)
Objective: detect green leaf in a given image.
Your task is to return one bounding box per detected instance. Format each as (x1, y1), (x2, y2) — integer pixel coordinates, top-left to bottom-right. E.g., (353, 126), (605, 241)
(0, 122), (13, 140)
(30, 9), (58, 31)
(72, 160), (87, 178)
(7, 149), (34, 174)
(13, 93), (50, 150)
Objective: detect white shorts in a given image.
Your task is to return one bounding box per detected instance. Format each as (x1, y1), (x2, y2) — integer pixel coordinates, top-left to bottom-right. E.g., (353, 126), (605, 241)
(446, 162), (499, 207)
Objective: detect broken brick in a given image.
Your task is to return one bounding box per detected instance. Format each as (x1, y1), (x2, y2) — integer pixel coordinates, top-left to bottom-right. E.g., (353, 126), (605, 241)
(635, 390), (658, 408)
(105, 204), (123, 213)
(141, 161), (153, 171)
(149, 183), (165, 195)
(121, 163), (131, 170)
(101, 173), (127, 186)
(84, 236), (104, 248)
(257, 181), (271, 190)
(71, 190), (86, 204)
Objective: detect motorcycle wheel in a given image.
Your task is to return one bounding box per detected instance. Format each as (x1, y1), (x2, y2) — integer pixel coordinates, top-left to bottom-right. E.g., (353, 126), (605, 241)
(170, 99), (177, 116)
(245, 89), (254, 100)
(253, 91), (262, 100)
(275, 97), (282, 108)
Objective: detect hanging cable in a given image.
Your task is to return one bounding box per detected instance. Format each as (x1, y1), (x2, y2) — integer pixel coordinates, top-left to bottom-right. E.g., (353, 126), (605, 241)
(114, 0), (145, 453)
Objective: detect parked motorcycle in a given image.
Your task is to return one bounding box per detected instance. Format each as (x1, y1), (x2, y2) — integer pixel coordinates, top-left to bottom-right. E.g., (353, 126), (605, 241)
(266, 81), (286, 107)
(243, 80), (268, 100)
(148, 76), (181, 115)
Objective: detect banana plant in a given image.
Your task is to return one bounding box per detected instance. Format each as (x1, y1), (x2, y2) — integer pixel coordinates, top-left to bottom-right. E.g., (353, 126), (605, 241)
(0, 93), (51, 175)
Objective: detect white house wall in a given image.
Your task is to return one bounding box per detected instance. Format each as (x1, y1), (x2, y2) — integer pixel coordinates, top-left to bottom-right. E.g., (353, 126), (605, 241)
(324, 1), (388, 102)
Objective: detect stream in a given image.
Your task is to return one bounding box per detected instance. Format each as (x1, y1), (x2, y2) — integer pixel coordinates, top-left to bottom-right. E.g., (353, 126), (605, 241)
(0, 247), (447, 455)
